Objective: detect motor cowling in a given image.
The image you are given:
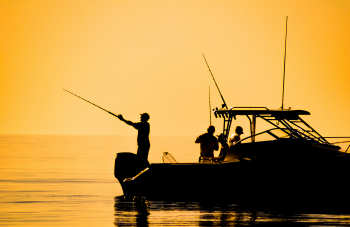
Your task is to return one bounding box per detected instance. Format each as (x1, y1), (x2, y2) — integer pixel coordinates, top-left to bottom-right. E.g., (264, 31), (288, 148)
(114, 152), (138, 184)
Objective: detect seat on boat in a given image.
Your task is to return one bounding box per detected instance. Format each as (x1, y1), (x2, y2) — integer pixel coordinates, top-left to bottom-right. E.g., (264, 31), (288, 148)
(162, 152), (177, 163)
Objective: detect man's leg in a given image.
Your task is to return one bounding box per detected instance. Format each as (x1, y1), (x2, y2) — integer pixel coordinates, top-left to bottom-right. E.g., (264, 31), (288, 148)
(136, 144), (150, 170)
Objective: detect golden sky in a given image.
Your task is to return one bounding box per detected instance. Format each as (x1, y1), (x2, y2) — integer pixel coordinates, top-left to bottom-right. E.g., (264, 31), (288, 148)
(1, 0), (349, 137)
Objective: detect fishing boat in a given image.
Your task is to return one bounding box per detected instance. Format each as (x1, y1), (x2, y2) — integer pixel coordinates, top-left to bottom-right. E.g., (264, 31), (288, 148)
(113, 19), (350, 202)
(114, 106), (350, 202)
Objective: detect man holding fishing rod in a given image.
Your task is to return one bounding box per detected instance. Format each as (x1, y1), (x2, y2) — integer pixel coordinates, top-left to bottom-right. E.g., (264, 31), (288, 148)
(62, 89), (151, 170)
(117, 113), (150, 170)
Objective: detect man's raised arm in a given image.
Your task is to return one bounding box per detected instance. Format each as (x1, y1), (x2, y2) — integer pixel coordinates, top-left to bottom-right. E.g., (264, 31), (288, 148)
(117, 114), (134, 126)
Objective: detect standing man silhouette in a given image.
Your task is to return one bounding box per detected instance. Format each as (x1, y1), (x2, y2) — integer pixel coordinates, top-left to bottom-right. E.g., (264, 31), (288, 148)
(117, 113), (150, 169)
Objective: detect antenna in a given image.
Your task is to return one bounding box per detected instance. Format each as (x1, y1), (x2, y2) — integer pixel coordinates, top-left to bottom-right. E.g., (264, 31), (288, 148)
(202, 54), (227, 109)
(281, 16), (288, 110)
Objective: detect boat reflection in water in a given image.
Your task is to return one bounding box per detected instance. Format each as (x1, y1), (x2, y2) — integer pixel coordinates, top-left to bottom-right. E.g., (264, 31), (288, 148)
(114, 196), (150, 226)
(114, 107), (350, 204)
(114, 196), (350, 226)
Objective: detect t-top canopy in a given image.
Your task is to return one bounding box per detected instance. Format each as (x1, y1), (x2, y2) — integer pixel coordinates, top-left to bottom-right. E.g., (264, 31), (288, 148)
(214, 107), (310, 120)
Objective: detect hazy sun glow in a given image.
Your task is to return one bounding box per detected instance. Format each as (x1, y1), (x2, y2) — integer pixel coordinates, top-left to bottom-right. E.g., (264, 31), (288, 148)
(1, 0), (349, 137)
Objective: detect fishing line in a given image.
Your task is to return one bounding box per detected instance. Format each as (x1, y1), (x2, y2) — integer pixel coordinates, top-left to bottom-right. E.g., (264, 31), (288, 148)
(0, 56), (61, 89)
(0, 57), (119, 117)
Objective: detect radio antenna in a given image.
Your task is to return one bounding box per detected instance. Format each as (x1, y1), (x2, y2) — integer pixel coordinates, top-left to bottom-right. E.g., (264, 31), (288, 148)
(281, 16), (288, 110)
(202, 53), (227, 109)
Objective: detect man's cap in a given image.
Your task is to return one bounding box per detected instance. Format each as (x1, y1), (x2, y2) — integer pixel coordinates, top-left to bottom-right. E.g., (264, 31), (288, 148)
(140, 113), (150, 121)
(236, 126), (243, 134)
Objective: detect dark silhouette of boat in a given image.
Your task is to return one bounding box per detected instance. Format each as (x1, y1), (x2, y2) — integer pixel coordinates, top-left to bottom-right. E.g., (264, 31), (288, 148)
(114, 107), (350, 202)
(114, 20), (350, 202)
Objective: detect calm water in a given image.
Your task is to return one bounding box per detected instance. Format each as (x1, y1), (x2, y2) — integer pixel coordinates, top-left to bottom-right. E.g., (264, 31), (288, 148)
(1, 135), (350, 226)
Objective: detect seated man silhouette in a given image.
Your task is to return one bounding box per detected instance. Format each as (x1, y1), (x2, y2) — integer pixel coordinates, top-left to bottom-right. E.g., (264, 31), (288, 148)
(195, 126), (219, 162)
(228, 126), (243, 147)
(228, 126), (248, 161)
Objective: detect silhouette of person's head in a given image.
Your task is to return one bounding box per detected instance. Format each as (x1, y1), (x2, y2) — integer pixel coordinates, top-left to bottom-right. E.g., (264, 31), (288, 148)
(140, 113), (150, 122)
(207, 125), (215, 135)
(235, 126), (243, 135)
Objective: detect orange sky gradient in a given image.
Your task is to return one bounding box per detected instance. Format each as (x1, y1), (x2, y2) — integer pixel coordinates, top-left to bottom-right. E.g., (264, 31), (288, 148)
(1, 0), (350, 138)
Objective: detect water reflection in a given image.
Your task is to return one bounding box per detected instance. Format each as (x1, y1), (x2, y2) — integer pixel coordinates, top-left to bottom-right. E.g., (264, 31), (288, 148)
(113, 197), (261, 226)
(114, 196), (150, 226)
(114, 197), (350, 226)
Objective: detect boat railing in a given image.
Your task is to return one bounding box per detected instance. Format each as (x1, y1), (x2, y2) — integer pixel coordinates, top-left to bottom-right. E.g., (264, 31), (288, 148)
(237, 130), (350, 152)
(317, 137), (350, 153)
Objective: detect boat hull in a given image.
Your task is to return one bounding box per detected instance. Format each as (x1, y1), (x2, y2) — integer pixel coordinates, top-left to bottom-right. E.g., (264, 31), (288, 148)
(114, 151), (350, 202)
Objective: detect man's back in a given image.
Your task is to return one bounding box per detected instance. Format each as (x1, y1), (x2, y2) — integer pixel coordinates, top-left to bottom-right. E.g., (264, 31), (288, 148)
(195, 132), (219, 157)
(131, 121), (150, 146)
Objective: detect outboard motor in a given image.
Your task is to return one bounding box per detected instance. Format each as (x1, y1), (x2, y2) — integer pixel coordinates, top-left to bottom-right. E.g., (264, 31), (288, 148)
(114, 152), (138, 194)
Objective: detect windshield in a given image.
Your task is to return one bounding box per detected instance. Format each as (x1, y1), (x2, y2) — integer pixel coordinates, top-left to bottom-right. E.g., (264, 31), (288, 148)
(240, 128), (293, 143)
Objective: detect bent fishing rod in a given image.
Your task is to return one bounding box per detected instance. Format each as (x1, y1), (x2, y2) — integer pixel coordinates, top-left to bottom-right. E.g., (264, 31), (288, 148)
(63, 89), (119, 118)
(202, 53), (228, 109)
